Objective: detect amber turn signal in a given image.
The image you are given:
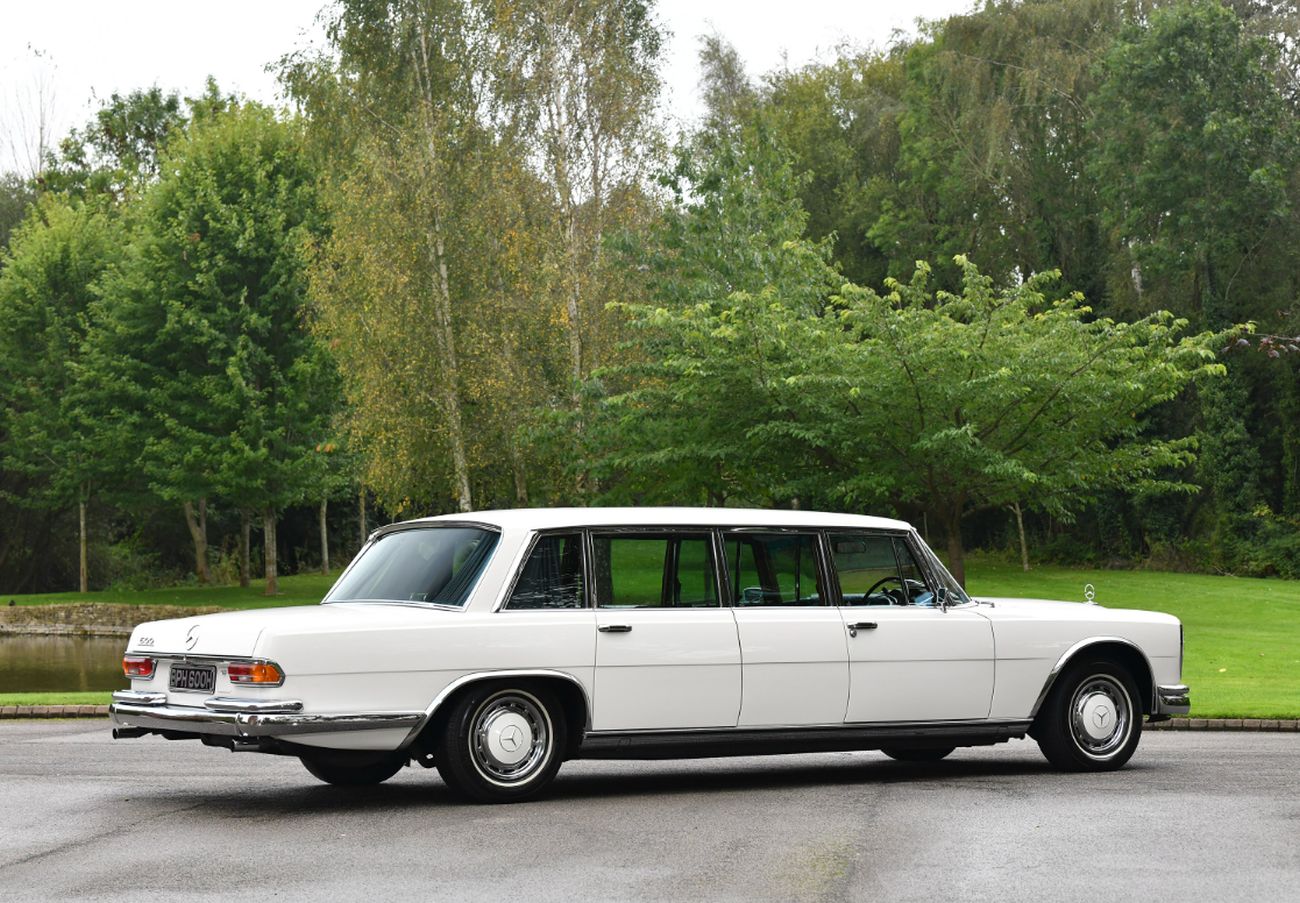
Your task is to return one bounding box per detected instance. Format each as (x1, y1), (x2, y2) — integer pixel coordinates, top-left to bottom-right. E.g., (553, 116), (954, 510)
(122, 656), (155, 678)
(226, 661), (284, 685)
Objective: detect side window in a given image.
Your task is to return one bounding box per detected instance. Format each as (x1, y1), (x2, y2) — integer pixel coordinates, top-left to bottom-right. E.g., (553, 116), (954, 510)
(829, 532), (903, 606)
(504, 533), (585, 610)
(725, 532), (824, 606)
(591, 533), (719, 608)
(894, 538), (936, 606)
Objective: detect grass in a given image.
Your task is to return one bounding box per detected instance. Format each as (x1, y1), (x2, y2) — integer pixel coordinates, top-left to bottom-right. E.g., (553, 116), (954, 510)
(3, 559), (1296, 718)
(965, 556), (1300, 719)
(0, 691), (111, 706)
(2, 571), (338, 610)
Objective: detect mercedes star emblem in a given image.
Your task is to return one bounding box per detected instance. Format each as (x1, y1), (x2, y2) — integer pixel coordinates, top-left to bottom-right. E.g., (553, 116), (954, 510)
(185, 624), (200, 651)
(1093, 705), (1110, 729)
(500, 725), (522, 751)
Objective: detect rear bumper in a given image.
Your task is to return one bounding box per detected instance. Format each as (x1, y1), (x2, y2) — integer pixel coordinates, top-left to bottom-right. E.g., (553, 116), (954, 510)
(1150, 683), (1191, 720)
(109, 690), (421, 738)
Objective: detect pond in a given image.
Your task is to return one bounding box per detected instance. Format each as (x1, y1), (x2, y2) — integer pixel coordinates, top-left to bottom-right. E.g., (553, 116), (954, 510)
(0, 635), (128, 693)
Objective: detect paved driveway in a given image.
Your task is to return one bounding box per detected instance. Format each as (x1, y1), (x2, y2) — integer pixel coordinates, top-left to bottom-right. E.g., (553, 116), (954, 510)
(1, 721), (1296, 902)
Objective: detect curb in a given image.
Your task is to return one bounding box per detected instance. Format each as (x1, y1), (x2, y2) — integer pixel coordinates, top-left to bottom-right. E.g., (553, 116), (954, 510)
(1145, 717), (1299, 731)
(0, 707), (1296, 730)
(1, 705), (110, 719)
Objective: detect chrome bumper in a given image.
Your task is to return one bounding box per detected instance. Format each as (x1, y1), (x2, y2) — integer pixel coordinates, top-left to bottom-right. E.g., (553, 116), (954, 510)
(109, 690), (422, 738)
(1153, 683), (1191, 718)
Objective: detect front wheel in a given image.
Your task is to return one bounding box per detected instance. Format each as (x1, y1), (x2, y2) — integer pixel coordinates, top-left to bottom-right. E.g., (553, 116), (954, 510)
(435, 684), (566, 803)
(300, 751), (406, 786)
(1034, 660), (1142, 772)
(881, 746), (955, 763)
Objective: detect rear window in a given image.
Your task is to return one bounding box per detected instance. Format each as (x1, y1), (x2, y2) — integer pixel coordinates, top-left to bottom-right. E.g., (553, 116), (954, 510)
(326, 527), (499, 607)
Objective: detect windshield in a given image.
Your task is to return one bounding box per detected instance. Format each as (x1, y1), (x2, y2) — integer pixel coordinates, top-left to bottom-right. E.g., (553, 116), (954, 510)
(911, 533), (971, 606)
(326, 526), (499, 607)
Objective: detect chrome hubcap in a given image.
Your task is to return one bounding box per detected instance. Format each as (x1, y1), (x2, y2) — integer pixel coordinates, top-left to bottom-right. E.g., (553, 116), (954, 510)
(470, 691), (551, 786)
(1069, 675), (1131, 759)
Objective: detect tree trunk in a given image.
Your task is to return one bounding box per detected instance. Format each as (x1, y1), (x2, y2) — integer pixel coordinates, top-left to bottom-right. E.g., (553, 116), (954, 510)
(182, 499), (211, 584)
(945, 508), (967, 588)
(78, 494), (88, 594)
(262, 506), (278, 596)
(358, 486), (368, 548)
(319, 498), (330, 575)
(1011, 502), (1030, 572)
(239, 509), (251, 588)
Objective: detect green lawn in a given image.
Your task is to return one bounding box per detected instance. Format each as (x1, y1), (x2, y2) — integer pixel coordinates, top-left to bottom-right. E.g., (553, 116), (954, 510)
(3, 571), (338, 610)
(0, 691), (111, 706)
(965, 557), (1300, 719)
(3, 560), (1296, 718)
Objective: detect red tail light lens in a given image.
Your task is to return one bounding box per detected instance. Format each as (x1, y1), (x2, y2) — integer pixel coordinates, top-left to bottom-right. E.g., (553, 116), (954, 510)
(226, 661), (284, 685)
(123, 656), (155, 678)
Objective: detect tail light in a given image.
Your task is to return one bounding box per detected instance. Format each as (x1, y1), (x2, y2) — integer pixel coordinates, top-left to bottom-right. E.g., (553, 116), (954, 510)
(226, 661), (284, 686)
(123, 656), (155, 679)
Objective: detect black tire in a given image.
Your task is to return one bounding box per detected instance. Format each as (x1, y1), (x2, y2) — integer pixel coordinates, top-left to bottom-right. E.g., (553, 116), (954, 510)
(881, 746), (955, 763)
(435, 683), (566, 804)
(300, 751), (406, 786)
(1034, 659), (1143, 772)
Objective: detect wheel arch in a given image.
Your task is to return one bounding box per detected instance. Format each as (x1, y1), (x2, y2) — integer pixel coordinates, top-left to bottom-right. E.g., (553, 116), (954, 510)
(401, 670), (590, 758)
(1029, 637), (1155, 721)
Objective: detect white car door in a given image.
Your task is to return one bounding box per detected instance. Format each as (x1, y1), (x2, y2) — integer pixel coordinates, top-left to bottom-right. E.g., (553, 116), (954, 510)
(590, 532), (741, 731)
(829, 532), (994, 722)
(725, 531), (851, 727)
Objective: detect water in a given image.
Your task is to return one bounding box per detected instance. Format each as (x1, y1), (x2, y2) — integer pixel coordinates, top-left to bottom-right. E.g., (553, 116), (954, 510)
(0, 635), (128, 693)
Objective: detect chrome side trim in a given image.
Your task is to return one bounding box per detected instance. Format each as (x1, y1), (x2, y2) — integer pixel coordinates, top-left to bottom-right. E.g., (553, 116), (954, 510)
(112, 690), (166, 706)
(397, 668), (594, 750)
(109, 702), (421, 737)
(1028, 636), (1158, 719)
(204, 697), (304, 714)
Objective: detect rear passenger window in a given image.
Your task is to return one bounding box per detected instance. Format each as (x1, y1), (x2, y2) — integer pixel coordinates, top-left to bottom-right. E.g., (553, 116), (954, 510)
(505, 533), (585, 609)
(591, 533), (719, 608)
(725, 533), (823, 606)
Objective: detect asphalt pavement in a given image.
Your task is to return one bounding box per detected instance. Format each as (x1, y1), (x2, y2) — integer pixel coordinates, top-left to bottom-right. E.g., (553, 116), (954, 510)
(0, 720), (1296, 902)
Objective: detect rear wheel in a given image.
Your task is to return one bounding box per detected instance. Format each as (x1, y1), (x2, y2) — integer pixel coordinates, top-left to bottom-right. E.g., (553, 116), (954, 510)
(435, 683), (566, 803)
(300, 751), (406, 786)
(1034, 659), (1142, 772)
(881, 746), (955, 763)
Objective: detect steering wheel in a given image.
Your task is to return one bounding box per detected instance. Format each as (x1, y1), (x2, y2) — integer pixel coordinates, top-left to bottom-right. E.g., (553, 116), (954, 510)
(863, 575), (906, 605)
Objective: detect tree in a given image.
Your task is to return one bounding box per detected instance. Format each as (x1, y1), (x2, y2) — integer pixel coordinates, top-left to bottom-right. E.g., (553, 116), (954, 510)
(0, 196), (124, 591)
(90, 102), (332, 593)
(603, 125), (1234, 584)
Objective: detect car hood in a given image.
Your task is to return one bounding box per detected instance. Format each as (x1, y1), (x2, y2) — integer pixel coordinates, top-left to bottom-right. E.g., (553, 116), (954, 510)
(972, 596), (1178, 626)
(125, 603), (457, 658)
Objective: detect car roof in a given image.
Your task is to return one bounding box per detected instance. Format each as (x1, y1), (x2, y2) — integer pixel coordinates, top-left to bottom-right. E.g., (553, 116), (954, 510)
(392, 506), (913, 532)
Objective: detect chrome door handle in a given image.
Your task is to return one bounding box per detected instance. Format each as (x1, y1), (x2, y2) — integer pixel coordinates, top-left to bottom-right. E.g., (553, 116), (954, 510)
(598, 624), (632, 633)
(847, 621), (878, 637)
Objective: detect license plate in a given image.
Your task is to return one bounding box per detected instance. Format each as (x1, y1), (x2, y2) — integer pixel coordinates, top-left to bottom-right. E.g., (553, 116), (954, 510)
(169, 664), (215, 693)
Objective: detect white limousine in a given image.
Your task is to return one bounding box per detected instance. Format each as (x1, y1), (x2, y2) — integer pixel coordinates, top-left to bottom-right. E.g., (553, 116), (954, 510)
(110, 508), (1190, 802)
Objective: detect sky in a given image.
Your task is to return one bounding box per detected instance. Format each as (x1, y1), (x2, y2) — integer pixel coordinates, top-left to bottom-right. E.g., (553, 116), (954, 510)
(0, 0), (974, 173)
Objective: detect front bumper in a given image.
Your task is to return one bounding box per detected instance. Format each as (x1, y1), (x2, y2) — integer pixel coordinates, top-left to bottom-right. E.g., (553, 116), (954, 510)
(1150, 683), (1191, 720)
(109, 690), (422, 738)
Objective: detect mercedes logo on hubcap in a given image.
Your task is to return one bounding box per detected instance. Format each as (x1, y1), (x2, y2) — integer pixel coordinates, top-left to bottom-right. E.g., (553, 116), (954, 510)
(500, 725), (522, 752)
(1093, 705), (1110, 729)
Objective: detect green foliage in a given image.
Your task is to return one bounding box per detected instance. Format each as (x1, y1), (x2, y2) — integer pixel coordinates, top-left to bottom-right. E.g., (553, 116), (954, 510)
(87, 102), (335, 515)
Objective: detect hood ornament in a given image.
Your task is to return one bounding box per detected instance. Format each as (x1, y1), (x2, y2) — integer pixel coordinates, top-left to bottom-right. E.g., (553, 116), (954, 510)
(1083, 583), (1097, 605)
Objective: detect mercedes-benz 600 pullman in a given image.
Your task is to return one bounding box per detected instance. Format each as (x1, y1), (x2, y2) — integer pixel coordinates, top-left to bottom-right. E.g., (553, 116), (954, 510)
(110, 508), (1190, 802)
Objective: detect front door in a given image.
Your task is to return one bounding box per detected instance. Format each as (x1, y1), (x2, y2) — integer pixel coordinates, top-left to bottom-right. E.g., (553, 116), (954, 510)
(591, 531), (741, 731)
(829, 531), (994, 722)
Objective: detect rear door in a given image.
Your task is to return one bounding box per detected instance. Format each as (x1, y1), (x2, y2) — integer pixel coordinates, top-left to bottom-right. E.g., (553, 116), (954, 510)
(591, 531), (741, 731)
(830, 532), (994, 722)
